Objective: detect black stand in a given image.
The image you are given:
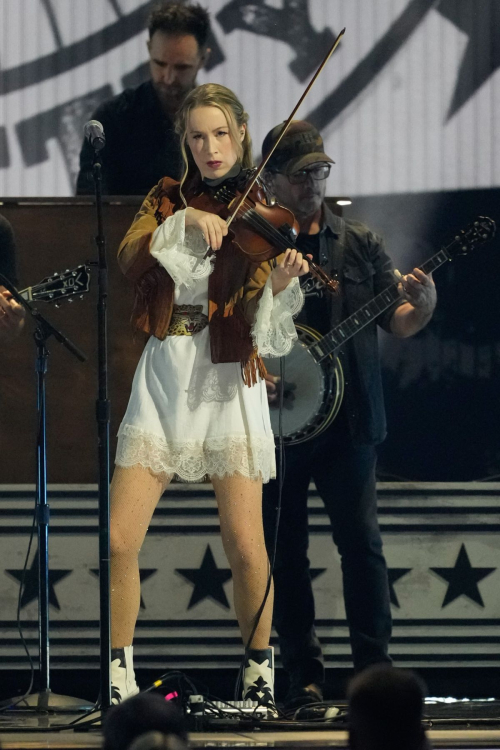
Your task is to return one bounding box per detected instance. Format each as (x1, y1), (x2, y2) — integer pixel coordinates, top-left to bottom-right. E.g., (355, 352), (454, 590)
(0, 277), (92, 712)
(91, 154), (112, 712)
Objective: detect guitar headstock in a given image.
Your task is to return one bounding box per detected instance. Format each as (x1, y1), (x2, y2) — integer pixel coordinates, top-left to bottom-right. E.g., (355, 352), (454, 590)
(23, 265), (91, 305)
(447, 216), (496, 258)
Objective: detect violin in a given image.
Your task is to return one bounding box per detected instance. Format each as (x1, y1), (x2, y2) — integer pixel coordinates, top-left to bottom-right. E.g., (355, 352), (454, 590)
(188, 178), (339, 295)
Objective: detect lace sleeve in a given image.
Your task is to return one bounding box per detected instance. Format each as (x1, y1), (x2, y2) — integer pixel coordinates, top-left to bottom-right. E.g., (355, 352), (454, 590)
(251, 276), (304, 357)
(150, 209), (213, 289)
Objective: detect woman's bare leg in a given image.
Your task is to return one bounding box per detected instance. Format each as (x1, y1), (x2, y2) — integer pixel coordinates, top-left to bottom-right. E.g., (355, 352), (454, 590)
(110, 465), (171, 647)
(211, 474), (273, 649)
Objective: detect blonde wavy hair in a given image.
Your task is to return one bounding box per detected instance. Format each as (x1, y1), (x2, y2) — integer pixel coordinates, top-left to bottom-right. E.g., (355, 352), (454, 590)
(175, 83), (253, 205)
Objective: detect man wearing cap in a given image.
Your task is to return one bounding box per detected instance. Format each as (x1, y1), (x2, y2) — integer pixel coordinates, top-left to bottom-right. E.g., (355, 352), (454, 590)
(261, 121), (436, 708)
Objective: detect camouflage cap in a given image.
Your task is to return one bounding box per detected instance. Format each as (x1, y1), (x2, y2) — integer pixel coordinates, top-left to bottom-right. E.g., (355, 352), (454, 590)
(261, 120), (334, 175)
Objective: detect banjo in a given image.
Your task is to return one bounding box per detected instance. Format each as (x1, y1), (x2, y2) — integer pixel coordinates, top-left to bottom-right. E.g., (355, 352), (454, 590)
(263, 216), (496, 446)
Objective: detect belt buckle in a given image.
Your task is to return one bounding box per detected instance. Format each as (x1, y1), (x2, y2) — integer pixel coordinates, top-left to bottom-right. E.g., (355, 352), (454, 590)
(170, 304), (207, 336)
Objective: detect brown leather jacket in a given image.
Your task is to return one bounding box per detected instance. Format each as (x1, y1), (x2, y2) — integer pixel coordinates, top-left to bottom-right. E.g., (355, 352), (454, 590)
(118, 177), (275, 384)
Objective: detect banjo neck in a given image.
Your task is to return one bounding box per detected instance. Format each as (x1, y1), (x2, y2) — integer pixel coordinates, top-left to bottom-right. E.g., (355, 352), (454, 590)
(308, 245), (453, 363)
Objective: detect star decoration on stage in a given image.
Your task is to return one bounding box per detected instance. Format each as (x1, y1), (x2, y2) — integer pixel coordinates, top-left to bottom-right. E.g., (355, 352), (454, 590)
(437, 0), (500, 119)
(6, 554), (72, 610)
(431, 544), (495, 607)
(176, 545), (233, 609)
(388, 568), (412, 608)
(90, 568), (157, 610)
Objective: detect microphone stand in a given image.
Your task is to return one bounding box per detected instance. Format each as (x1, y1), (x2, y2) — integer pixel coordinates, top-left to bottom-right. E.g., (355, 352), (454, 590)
(91, 149), (112, 712)
(0, 276), (92, 712)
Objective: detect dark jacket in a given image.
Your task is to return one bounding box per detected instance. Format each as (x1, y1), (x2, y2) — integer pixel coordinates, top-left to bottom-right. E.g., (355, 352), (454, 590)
(301, 203), (403, 445)
(76, 81), (183, 195)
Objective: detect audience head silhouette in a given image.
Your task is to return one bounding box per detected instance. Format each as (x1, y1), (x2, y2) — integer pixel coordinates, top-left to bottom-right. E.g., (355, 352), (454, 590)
(103, 693), (187, 750)
(348, 665), (430, 750)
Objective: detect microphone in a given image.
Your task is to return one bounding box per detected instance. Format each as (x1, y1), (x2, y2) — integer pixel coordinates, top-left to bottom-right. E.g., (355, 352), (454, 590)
(84, 120), (106, 151)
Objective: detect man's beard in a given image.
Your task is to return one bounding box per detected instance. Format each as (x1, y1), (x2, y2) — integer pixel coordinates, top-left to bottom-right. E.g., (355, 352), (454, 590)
(154, 82), (192, 112)
(297, 192), (322, 217)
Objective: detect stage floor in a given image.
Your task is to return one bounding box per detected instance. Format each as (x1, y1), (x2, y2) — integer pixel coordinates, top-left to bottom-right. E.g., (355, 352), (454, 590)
(1, 728), (500, 749)
(1, 701), (500, 749)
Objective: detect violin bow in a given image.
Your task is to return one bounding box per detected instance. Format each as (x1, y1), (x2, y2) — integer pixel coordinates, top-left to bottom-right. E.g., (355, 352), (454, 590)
(226, 27), (346, 228)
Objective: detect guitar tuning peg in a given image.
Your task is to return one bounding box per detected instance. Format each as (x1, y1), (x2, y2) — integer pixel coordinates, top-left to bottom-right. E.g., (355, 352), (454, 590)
(68, 298), (74, 303)
(54, 272), (59, 277)
(55, 303), (60, 308)
(49, 293), (54, 298)
(65, 269), (69, 273)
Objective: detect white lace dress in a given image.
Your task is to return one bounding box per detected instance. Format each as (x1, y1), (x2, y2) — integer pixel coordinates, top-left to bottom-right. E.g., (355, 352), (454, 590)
(115, 209), (303, 483)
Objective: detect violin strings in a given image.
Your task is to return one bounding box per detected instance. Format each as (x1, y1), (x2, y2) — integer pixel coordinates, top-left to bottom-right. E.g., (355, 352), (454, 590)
(222, 189), (290, 250)
(225, 198), (336, 290)
(235, 202), (291, 250)
(244, 210), (290, 251)
(220, 189), (332, 280)
(237, 206), (330, 282)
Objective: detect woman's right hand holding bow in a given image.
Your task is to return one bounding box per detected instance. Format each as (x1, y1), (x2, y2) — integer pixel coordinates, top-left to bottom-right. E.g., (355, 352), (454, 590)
(185, 207), (228, 251)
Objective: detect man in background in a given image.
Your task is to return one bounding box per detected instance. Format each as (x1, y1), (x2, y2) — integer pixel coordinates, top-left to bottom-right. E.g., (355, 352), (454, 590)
(0, 215), (25, 343)
(76, 2), (211, 195)
(261, 121), (436, 708)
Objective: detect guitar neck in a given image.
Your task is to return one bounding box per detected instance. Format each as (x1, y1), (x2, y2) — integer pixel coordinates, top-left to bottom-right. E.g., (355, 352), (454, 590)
(309, 245), (451, 362)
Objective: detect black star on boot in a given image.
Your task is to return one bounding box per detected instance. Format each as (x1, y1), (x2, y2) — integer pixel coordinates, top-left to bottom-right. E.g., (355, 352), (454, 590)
(242, 647), (277, 716)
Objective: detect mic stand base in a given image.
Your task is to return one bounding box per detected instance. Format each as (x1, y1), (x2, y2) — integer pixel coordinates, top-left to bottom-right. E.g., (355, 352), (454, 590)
(1, 689), (94, 713)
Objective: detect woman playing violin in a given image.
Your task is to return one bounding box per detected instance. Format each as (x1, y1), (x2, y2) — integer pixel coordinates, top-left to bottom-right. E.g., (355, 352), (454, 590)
(110, 83), (309, 707)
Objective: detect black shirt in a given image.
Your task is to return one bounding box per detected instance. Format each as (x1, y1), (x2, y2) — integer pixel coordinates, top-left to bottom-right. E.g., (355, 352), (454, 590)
(0, 214), (18, 285)
(76, 81), (183, 196)
(295, 232), (331, 336)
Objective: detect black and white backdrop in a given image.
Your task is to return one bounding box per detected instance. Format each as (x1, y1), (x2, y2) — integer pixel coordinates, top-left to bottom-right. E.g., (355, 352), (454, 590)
(0, 0), (498, 197)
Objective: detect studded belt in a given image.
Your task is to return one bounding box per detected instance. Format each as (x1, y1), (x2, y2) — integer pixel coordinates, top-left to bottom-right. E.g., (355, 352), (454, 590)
(167, 304), (209, 336)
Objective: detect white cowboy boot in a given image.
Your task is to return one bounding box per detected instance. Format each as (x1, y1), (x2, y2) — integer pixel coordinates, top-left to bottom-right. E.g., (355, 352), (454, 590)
(242, 646), (276, 713)
(111, 645), (140, 705)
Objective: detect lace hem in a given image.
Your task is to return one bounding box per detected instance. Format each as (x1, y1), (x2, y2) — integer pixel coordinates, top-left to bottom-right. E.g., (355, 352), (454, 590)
(116, 424), (276, 483)
(251, 275), (304, 357)
(150, 209), (213, 289)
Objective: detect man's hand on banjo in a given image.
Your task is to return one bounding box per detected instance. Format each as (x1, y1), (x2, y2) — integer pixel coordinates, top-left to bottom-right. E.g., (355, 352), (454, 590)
(265, 373), (280, 405)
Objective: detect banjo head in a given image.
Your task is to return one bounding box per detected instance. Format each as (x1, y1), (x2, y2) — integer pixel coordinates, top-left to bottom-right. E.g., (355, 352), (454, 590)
(262, 325), (343, 444)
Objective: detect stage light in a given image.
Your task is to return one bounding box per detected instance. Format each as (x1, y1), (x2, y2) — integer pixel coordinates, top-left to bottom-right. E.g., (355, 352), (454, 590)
(336, 199), (352, 206)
